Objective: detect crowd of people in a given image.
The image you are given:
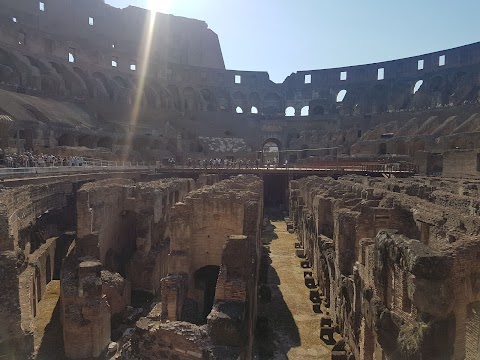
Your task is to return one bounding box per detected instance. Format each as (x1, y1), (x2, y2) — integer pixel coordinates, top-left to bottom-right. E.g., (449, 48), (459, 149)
(176, 157), (284, 169)
(2, 152), (85, 168)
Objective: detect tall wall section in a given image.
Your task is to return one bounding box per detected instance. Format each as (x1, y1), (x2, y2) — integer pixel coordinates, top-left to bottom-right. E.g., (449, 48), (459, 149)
(0, 0), (480, 162)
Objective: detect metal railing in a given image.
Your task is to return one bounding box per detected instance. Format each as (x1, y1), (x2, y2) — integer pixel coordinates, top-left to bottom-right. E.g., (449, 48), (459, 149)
(0, 159), (152, 177)
(155, 162), (418, 174)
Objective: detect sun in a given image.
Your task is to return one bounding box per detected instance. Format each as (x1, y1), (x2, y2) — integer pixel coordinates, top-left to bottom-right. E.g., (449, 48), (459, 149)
(147, 0), (172, 14)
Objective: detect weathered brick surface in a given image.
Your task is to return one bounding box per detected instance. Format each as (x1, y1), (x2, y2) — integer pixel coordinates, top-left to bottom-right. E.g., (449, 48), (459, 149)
(291, 175), (480, 360)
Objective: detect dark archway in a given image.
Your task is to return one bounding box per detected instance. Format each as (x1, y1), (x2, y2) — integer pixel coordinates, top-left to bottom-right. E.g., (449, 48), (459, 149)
(45, 255), (51, 284)
(194, 265), (220, 322)
(58, 133), (76, 147)
(93, 72), (114, 101)
(379, 143), (387, 155)
(97, 137), (113, 150)
(201, 89), (217, 111)
(78, 135), (96, 149)
(262, 138), (282, 166)
(73, 67), (94, 97)
(35, 267), (41, 304)
(32, 277), (37, 318)
(263, 141), (280, 167)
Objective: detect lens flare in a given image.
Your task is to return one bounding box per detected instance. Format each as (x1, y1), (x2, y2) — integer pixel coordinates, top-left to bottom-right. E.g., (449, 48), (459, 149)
(122, 0), (171, 162)
(149, 0), (172, 14)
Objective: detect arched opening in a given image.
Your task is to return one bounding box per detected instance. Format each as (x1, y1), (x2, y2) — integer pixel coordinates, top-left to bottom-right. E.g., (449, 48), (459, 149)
(104, 211), (137, 277)
(251, 106), (258, 114)
(78, 135), (96, 149)
(32, 277), (37, 318)
(232, 91), (247, 111)
(22, 105), (50, 123)
(413, 80), (423, 94)
(216, 90), (232, 112)
(301, 106), (310, 116)
(285, 107), (295, 117)
(113, 76), (130, 89)
(35, 267), (41, 304)
(236, 106), (243, 114)
(57, 133), (75, 147)
(167, 84), (182, 110)
(93, 72), (114, 101)
(183, 87), (201, 111)
(249, 92), (261, 110)
(313, 105), (324, 115)
(379, 143), (387, 155)
(194, 265), (220, 322)
(97, 136), (113, 150)
(73, 67), (94, 97)
(45, 255), (51, 284)
(201, 89), (217, 111)
(263, 93), (283, 114)
(337, 89), (347, 102)
(262, 139), (281, 167)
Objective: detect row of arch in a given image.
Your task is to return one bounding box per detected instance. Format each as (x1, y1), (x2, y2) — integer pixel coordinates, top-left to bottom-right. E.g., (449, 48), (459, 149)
(0, 46), (479, 116)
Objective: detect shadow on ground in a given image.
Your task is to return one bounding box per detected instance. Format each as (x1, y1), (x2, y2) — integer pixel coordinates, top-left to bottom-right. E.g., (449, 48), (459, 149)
(36, 296), (65, 360)
(254, 214), (301, 359)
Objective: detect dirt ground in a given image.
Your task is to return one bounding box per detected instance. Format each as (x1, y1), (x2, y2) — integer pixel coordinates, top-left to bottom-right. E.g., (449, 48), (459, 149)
(33, 280), (66, 360)
(255, 220), (339, 359)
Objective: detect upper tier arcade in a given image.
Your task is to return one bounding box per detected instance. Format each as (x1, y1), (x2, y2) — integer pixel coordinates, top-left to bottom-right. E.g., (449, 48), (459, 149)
(0, 0), (479, 119)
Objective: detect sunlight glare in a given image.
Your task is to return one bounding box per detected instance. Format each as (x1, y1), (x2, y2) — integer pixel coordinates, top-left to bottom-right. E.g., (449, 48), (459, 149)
(122, 0), (170, 162)
(148, 0), (172, 14)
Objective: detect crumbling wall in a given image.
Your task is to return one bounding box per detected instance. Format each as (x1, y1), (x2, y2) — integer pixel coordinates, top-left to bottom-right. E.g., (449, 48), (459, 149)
(290, 176), (480, 360)
(0, 180), (78, 359)
(147, 175), (264, 359)
(76, 178), (195, 293)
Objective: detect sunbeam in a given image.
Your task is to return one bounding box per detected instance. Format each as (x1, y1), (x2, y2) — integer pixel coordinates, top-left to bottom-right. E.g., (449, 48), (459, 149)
(122, 0), (171, 162)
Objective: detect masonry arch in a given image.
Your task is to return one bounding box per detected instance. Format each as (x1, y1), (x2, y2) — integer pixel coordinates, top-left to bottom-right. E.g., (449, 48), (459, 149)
(285, 106), (295, 117)
(49, 61), (86, 95)
(97, 136), (113, 150)
(183, 87), (202, 111)
(151, 82), (170, 109)
(249, 92), (261, 109)
(57, 133), (76, 147)
(450, 71), (476, 104)
(263, 93), (283, 114)
(262, 138), (282, 166)
(167, 84), (182, 110)
(113, 75), (131, 89)
(371, 84), (388, 113)
(216, 89), (232, 112)
(413, 80), (424, 94)
(251, 106), (258, 114)
(78, 135), (97, 149)
(45, 255), (52, 284)
(201, 89), (217, 111)
(301, 106), (310, 116)
(194, 265), (220, 322)
(236, 106), (243, 114)
(0, 47), (21, 85)
(337, 89), (347, 102)
(35, 266), (41, 305)
(428, 75), (450, 106)
(232, 91), (247, 110)
(93, 72), (115, 101)
(22, 104), (50, 124)
(73, 67), (94, 97)
(103, 210), (137, 277)
(379, 142), (387, 155)
(132, 81), (158, 108)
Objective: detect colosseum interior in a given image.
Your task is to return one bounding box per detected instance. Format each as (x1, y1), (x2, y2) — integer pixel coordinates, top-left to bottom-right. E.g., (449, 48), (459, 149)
(0, 0), (480, 359)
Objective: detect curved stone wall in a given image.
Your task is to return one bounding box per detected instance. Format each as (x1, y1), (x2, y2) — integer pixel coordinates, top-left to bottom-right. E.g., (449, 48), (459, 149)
(1, 0), (479, 118)
(0, 0), (480, 161)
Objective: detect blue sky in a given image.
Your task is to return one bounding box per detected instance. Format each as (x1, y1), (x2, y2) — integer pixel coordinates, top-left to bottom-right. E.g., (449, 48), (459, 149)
(106, 0), (480, 83)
